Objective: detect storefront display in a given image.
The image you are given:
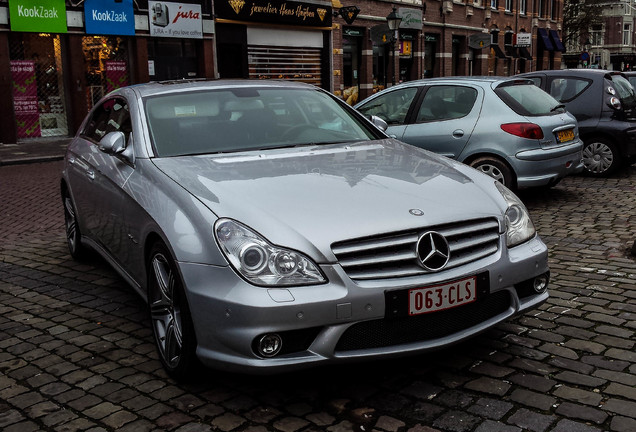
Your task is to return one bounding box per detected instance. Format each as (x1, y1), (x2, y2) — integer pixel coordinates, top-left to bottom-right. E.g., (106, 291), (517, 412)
(83, 36), (129, 108)
(9, 33), (68, 138)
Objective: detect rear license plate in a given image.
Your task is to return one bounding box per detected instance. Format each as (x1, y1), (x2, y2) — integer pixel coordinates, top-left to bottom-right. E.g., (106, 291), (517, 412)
(408, 276), (477, 315)
(556, 128), (575, 143)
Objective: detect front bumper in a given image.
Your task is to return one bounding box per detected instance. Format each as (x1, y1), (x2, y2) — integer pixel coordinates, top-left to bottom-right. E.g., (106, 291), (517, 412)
(179, 235), (549, 373)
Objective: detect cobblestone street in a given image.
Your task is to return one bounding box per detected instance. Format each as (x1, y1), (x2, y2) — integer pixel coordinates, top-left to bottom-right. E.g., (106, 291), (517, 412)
(1, 160), (635, 432)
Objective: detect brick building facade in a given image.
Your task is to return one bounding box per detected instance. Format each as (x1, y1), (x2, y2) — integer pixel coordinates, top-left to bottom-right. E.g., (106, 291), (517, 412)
(0, 0), (565, 146)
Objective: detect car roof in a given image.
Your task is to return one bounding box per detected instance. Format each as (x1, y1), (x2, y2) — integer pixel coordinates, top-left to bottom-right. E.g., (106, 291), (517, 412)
(519, 69), (625, 78)
(119, 79), (318, 98)
(384, 76), (533, 89)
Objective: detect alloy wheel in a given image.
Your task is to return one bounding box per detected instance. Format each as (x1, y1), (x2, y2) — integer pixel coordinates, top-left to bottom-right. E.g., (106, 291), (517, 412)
(150, 253), (184, 368)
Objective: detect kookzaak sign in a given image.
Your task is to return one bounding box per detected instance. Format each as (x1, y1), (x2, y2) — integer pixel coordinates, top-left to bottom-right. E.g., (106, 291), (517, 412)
(216, 0), (332, 27)
(9, 0), (67, 33)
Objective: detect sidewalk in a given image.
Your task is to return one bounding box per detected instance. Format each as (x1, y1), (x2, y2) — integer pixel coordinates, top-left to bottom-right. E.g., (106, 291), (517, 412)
(0, 137), (70, 166)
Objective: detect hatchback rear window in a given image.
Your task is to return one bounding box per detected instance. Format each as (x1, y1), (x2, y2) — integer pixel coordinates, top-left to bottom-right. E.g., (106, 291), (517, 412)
(495, 82), (564, 116)
(610, 75), (635, 100)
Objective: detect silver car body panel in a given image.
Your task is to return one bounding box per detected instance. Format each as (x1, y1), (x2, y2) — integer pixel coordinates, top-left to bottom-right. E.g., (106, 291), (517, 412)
(61, 79), (549, 372)
(355, 77), (584, 188)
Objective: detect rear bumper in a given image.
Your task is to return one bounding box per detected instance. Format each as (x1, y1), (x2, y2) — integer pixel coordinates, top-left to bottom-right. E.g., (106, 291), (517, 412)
(514, 140), (583, 188)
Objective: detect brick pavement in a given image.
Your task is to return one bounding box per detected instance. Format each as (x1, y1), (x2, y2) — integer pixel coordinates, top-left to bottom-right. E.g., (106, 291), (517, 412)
(0, 161), (635, 432)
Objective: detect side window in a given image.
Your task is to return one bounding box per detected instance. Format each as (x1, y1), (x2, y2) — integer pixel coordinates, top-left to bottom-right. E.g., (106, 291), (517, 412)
(417, 86), (477, 122)
(527, 77), (543, 88)
(357, 87), (418, 125)
(82, 98), (131, 144)
(549, 78), (590, 102)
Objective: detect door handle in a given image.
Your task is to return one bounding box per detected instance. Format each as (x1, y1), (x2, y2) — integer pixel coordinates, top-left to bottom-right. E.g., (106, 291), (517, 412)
(68, 156), (76, 165)
(86, 170), (95, 180)
(452, 129), (465, 138)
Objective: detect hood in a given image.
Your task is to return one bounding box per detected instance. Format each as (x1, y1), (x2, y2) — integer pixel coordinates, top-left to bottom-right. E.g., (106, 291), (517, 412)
(152, 139), (505, 261)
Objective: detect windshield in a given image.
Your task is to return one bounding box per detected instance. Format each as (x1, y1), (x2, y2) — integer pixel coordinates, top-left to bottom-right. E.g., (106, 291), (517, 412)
(495, 82), (565, 116)
(145, 88), (378, 157)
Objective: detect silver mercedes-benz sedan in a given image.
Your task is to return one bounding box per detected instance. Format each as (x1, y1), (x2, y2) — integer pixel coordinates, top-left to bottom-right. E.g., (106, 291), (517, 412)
(61, 80), (549, 379)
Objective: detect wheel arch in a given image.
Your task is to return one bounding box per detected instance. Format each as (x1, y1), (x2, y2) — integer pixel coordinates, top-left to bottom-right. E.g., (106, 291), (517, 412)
(461, 152), (518, 188)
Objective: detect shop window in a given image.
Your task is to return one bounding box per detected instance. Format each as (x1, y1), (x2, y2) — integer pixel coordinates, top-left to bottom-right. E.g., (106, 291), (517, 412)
(82, 36), (129, 109)
(9, 33), (68, 138)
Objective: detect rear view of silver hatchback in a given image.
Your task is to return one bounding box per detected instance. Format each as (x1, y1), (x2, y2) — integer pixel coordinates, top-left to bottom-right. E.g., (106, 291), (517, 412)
(356, 77), (584, 189)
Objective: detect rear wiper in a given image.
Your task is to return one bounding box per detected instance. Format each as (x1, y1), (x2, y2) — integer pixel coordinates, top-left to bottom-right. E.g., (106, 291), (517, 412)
(551, 104), (566, 112)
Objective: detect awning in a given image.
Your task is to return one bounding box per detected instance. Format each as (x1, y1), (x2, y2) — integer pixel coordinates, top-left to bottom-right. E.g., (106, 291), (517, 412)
(491, 44), (507, 59)
(519, 46), (533, 60)
(549, 30), (566, 52)
(505, 45), (519, 58)
(537, 28), (554, 51)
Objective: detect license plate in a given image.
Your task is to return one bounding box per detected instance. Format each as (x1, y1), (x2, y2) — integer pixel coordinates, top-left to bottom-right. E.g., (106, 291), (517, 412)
(408, 276), (477, 315)
(556, 128), (575, 143)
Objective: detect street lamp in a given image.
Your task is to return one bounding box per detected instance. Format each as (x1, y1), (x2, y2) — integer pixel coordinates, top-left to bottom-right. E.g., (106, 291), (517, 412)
(386, 7), (402, 86)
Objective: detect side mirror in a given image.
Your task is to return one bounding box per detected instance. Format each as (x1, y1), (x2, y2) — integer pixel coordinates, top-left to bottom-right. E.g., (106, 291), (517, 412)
(99, 131), (135, 165)
(370, 115), (388, 132)
(99, 131), (126, 154)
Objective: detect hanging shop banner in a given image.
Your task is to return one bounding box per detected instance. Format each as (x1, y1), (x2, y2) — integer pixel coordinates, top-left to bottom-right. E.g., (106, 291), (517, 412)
(215, 0), (332, 27)
(149, 1), (202, 39)
(8, 0), (67, 33)
(398, 8), (423, 30)
(85, 0), (135, 36)
(11, 60), (41, 138)
(105, 61), (129, 93)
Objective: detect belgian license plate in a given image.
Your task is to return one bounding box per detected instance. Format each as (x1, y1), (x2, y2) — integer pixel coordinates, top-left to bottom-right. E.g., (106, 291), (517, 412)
(408, 276), (477, 315)
(556, 128), (575, 143)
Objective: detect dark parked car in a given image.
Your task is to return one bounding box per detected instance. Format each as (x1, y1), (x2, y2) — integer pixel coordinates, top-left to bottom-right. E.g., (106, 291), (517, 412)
(355, 77), (583, 190)
(517, 69), (636, 176)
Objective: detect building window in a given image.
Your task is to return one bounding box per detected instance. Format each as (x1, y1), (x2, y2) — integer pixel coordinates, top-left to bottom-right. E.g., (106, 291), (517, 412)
(550, 0), (557, 19)
(519, 0), (527, 15)
(491, 0), (498, 10)
(505, 0), (512, 11)
(624, 23), (632, 46)
(590, 24), (604, 46)
(538, 0), (544, 17)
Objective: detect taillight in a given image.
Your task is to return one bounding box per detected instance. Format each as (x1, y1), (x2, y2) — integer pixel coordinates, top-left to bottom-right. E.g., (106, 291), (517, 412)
(500, 123), (544, 140)
(609, 96), (621, 110)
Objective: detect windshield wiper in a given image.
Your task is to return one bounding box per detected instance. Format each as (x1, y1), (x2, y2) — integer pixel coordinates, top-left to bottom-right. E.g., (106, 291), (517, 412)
(551, 104), (566, 112)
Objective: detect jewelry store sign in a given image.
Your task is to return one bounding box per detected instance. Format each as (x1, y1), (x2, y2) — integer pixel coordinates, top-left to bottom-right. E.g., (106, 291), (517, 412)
(149, 1), (202, 39)
(216, 0), (332, 27)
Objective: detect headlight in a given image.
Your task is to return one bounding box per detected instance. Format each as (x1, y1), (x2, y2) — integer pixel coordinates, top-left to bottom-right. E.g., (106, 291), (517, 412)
(495, 182), (536, 247)
(215, 219), (326, 286)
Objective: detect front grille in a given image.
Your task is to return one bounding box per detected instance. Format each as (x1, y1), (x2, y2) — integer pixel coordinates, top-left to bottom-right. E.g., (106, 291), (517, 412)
(335, 290), (510, 352)
(331, 218), (500, 281)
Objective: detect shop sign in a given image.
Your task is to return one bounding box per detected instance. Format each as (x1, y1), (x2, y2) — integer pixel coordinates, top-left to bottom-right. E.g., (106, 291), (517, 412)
(425, 34), (438, 42)
(515, 32), (531, 47)
(10, 60), (41, 138)
(215, 0), (332, 28)
(398, 8), (422, 30)
(149, 1), (202, 39)
(468, 33), (491, 49)
(84, 0), (134, 36)
(344, 28), (364, 37)
(370, 24), (392, 45)
(105, 61), (129, 92)
(9, 0), (67, 33)
(400, 40), (413, 57)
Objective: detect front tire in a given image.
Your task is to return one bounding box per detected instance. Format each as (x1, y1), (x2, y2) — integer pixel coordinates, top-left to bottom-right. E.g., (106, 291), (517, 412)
(581, 138), (620, 177)
(469, 157), (515, 189)
(148, 242), (198, 380)
(62, 189), (89, 260)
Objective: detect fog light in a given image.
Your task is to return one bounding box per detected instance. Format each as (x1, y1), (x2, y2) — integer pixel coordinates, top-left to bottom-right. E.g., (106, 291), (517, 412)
(533, 274), (549, 293)
(258, 334), (282, 357)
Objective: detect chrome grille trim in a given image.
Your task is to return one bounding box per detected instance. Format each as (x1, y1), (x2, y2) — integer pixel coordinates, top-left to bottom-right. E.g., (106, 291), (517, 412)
(332, 218), (500, 281)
